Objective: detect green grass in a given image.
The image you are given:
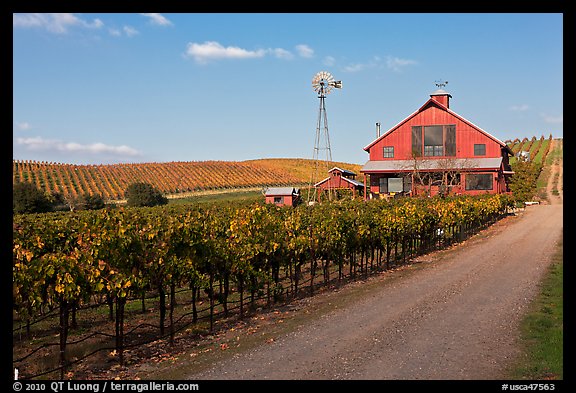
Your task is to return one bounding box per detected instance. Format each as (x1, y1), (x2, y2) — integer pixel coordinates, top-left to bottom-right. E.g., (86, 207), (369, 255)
(168, 190), (264, 205)
(509, 235), (563, 380)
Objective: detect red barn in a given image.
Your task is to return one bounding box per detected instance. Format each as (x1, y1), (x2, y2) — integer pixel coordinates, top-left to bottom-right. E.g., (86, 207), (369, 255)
(360, 88), (514, 199)
(314, 167), (364, 199)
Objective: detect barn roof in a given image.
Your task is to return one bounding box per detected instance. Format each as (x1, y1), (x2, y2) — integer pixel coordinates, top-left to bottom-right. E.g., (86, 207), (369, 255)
(265, 187), (299, 196)
(361, 157), (504, 173)
(314, 176), (364, 188)
(363, 98), (513, 155)
(328, 166), (356, 176)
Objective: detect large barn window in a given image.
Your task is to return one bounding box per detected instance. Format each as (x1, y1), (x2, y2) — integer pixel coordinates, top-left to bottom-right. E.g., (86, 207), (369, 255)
(445, 125), (456, 156)
(465, 174), (493, 190)
(424, 126), (443, 156)
(412, 124), (456, 157)
(411, 126), (422, 157)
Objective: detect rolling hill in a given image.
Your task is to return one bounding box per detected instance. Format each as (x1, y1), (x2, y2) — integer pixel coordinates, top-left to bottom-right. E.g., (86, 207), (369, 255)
(12, 158), (363, 201)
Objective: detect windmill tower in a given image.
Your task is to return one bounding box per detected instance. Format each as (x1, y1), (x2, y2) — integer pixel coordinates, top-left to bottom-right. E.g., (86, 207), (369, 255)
(308, 71), (342, 203)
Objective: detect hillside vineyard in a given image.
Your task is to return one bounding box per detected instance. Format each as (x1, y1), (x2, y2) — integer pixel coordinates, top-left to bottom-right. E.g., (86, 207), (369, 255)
(12, 159), (362, 201)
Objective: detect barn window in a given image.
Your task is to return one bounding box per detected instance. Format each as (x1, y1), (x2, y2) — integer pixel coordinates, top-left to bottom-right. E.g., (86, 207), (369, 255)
(424, 126), (444, 156)
(379, 177), (388, 193)
(412, 126), (422, 157)
(274, 196), (283, 204)
(445, 125), (456, 156)
(383, 146), (394, 158)
(403, 175), (412, 193)
(474, 144), (486, 156)
(379, 177), (404, 193)
(388, 178), (403, 193)
(413, 124), (456, 157)
(465, 174), (493, 190)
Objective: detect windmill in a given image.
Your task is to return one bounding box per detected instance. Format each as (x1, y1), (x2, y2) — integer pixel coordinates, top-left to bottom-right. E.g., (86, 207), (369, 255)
(308, 71), (342, 203)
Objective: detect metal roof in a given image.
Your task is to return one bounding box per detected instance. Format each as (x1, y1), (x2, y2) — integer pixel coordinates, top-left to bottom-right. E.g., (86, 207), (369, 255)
(328, 166), (356, 176)
(361, 157), (503, 173)
(430, 88), (452, 97)
(265, 187), (299, 196)
(314, 176), (364, 188)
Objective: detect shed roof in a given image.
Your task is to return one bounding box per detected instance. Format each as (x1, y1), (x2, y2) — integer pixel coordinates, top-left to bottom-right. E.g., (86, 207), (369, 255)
(265, 187), (299, 196)
(328, 167), (356, 176)
(361, 157), (503, 173)
(314, 176), (364, 188)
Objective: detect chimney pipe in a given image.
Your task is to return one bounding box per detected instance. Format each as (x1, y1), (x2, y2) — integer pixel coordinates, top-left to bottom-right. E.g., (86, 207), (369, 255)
(376, 122), (381, 138)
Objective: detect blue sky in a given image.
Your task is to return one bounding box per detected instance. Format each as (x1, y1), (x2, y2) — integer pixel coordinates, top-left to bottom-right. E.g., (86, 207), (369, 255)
(13, 13), (563, 165)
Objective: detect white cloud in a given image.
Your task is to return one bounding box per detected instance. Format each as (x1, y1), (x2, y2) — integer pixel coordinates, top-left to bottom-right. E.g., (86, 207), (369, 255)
(13, 13), (103, 34)
(108, 27), (121, 37)
(16, 136), (141, 156)
(140, 13), (173, 26)
(343, 62), (372, 73)
(342, 56), (382, 73)
(295, 44), (314, 58)
(386, 56), (418, 72)
(108, 25), (139, 38)
(342, 56), (406, 73)
(184, 41), (317, 64)
(323, 56), (336, 67)
(540, 113), (563, 124)
(510, 104), (530, 111)
(185, 41), (267, 64)
(14, 121), (31, 131)
(123, 26), (139, 37)
(271, 48), (294, 59)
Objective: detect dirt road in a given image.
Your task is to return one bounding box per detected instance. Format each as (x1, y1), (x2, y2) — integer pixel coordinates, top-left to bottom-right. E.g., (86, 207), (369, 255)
(133, 146), (563, 381)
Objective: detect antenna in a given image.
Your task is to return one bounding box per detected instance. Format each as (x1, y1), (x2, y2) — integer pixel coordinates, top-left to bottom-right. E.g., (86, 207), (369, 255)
(435, 80), (448, 89)
(308, 71), (342, 204)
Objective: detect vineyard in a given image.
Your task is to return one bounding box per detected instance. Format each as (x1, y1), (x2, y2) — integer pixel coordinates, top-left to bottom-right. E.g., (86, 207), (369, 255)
(12, 159), (362, 201)
(13, 194), (513, 379)
(505, 134), (554, 165)
(504, 134), (557, 203)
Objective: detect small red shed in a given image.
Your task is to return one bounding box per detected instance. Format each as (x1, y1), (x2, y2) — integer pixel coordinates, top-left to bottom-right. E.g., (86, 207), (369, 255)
(360, 88), (514, 199)
(264, 187), (301, 207)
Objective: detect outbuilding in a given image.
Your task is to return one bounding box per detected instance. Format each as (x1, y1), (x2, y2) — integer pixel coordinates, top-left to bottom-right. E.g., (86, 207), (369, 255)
(264, 187), (301, 207)
(314, 167), (364, 199)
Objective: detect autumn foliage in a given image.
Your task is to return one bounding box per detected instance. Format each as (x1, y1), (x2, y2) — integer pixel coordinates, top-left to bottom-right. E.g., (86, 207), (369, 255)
(13, 194), (513, 378)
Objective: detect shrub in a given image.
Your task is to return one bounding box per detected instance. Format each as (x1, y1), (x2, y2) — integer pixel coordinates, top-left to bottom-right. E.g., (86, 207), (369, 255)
(13, 182), (52, 214)
(125, 182), (168, 207)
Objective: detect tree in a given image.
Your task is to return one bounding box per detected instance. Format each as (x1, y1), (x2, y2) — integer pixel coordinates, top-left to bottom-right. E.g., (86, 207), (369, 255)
(403, 155), (474, 197)
(508, 160), (541, 203)
(80, 193), (106, 210)
(125, 182), (168, 207)
(13, 182), (52, 214)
